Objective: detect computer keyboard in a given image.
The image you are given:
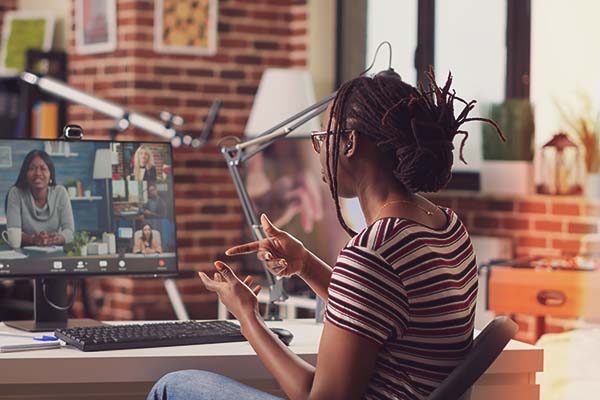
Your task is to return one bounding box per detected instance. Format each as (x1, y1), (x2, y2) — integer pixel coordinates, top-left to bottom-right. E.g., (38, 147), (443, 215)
(55, 320), (246, 352)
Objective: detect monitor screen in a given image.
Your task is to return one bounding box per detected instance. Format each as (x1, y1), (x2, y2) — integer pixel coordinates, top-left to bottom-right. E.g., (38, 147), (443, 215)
(0, 139), (177, 277)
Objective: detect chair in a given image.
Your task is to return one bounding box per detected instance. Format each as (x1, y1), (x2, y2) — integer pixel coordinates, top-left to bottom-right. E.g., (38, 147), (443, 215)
(428, 316), (519, 400)
(133, 228), (162, 249)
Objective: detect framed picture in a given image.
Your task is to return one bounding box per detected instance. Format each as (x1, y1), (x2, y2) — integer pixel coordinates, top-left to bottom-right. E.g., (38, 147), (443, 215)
(154, 0), (218, 55)
(75, 0), (117, 55)
(0, 11), (55, 74)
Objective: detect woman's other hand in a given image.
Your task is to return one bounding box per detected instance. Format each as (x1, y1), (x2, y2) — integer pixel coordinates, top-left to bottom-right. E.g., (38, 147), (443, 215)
(198, 261), (262, 323)
(225, 214), (308, 277)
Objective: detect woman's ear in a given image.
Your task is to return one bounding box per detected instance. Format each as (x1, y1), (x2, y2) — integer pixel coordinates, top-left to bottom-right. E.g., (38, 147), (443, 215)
(343, 131), (357, 157)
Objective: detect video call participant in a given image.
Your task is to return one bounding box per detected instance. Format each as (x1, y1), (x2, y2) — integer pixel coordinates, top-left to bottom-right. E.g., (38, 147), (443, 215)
(133, 223), (162, 254)
(142, 183), (167, 219)
(131, 145), (157, 183)
(6, 150), (74, 246)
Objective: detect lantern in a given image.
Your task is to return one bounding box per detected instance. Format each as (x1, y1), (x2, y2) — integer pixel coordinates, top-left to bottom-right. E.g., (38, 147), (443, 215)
(537, 132), (583, 195)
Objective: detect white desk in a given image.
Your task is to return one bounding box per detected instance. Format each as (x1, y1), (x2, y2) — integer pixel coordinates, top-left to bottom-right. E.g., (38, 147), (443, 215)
(0, 319), (542, 400)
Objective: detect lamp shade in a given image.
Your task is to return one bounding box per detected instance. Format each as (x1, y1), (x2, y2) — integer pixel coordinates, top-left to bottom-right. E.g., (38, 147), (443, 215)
(245, 68), (320, 138)
(92, 149), (112, 179)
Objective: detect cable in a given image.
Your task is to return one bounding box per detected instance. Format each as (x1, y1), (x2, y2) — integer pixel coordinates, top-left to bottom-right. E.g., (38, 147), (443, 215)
(42, 279), (78, 311)
(361, 41), (394, 76)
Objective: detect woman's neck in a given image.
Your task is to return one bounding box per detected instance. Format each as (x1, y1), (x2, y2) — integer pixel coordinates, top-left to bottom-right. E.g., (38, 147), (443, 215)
(30, 187), (48, 204)
(355, 174), (412, 225)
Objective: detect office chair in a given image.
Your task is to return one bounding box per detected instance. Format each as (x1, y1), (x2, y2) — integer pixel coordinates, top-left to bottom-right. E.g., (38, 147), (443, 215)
(428, 316), (519, 400)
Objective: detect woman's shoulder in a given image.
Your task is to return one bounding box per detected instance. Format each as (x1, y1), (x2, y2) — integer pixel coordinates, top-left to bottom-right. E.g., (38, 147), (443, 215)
(51, 185), (70, 198)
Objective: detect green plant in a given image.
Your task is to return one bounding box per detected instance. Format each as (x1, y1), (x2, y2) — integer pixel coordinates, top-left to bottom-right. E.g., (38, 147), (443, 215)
(63, 178), (77, 188)
(555, 92), (600, 173)
(482, 99), (535, 161)
(65, 231), (96, 256)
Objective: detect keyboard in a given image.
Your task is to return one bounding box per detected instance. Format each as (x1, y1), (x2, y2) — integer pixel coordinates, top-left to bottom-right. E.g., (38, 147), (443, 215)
(55, 320), (246, 352)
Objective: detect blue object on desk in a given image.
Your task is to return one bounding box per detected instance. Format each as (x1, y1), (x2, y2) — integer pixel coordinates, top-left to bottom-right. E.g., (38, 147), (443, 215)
(33, 335), (58, 341)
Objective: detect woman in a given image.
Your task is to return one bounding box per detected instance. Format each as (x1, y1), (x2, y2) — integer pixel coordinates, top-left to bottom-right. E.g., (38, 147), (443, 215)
(133, 223), (162, 254)
(147, 70), (505, 400)
(6, 149), (74, 246)
(131, 145), (157, 182)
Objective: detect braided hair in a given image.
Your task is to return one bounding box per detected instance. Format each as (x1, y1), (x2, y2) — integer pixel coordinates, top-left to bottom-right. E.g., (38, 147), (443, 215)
(325, 68), (505, 236)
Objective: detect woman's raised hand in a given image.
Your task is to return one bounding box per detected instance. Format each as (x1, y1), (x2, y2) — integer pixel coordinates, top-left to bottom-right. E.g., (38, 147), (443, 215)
(225, 214), (307, 277)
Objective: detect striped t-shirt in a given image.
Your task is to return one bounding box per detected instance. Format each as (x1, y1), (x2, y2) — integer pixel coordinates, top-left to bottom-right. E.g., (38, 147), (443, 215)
(325, 208), (477, 399)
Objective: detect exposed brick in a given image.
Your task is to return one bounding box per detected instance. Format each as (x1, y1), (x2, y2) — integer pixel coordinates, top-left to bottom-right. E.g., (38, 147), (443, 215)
(235, 55), (263, 65)
(568, 222), (598, 234)
(221, 70), (245, 79)
(516, 236), (547, 248)
(534, 220), (562, 232)
(473, 216), (500, 229)
(517, 201), (547, 214)
(254, 40), (280, 50)
(552, 203), (581, 216)
(502, 218), (529, 230)
(186, 68), (214, 77)
(551, 239), (581, 252)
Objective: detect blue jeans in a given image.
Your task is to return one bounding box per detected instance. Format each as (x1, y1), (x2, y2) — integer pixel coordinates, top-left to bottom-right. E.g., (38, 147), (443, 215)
(146, 370), (284, 400)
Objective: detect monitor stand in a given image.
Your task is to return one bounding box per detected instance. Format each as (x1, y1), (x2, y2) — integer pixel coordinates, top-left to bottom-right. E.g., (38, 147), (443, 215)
(4, 278), (106, 332)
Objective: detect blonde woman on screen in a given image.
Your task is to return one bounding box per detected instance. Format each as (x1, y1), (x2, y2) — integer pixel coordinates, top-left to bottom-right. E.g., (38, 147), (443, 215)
(132, 145), (157, 182)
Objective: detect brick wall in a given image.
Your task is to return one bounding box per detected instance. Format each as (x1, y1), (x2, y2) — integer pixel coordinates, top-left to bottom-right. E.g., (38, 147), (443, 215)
(429, 191), (600, 258)
(66, 0), (309, 320)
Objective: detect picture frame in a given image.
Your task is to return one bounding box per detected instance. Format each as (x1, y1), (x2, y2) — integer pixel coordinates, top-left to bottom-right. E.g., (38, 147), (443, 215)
(0, 11), (55, 75)
(75, 0), (117, 55)
(154, 0), (218, 55)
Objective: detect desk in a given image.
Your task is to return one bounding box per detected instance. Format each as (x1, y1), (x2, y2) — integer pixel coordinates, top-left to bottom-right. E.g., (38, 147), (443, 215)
(0, 319), (542, 400)
(488, 266), (600, 341)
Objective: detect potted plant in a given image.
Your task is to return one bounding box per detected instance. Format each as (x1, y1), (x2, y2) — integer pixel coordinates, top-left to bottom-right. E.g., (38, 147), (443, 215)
(63, 178), (78, 198)
(65, 231), (96, 256)
(481, 99), (535, 194)
(555, 93), (600, 197)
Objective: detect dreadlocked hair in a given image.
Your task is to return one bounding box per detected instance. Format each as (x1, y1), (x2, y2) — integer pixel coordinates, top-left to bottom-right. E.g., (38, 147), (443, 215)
(325, 67), (505, 237)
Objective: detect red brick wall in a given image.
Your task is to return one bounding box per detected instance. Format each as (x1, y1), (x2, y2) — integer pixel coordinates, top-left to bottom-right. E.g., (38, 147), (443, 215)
(66, 0), (309, 320)
(429, 192), (600, 258)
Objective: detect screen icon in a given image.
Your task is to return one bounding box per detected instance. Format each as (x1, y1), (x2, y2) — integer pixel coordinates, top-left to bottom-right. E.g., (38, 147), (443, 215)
(53, 261), (63, 269)
(99, 260), (108, 267)
(118, 260), (126, 267)
(77, 261), (85, 269)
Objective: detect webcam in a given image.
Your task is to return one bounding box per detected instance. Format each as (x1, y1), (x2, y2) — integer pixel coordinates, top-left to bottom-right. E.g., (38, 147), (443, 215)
(62, 124), (84, 140)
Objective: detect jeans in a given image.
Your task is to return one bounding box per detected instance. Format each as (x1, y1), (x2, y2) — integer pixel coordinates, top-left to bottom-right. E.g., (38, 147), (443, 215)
(146, 370), (285, 400)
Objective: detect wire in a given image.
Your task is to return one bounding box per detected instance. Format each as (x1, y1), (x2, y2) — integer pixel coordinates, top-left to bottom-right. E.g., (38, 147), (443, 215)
(361, 41), (393, 76)
(42, 279), (78, 311)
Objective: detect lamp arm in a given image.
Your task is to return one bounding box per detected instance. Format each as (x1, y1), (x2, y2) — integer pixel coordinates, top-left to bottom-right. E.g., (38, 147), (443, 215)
(241, 103), (329, 163)
(237, 91), (336, 151)
(20, 72), (201, 147)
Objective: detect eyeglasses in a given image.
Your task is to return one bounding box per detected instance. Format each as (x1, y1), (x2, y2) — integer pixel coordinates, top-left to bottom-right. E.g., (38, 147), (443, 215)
(310, 129), (353, 154)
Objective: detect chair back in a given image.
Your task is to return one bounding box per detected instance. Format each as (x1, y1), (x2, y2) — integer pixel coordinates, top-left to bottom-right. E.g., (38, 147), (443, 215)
(133, 229), (162, 247)
(428, 316), (518, 400)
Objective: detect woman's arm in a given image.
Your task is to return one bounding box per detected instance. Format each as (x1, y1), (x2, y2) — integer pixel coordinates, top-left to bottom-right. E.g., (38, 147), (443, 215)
(299, 249), (332, 301)
(199, 262), (382, 400)
(133, 238), (143, 253)
(151, 239), (162, 254)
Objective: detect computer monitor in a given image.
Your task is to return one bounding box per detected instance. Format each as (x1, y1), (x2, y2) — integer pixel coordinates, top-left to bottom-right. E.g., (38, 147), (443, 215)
(0, 138), (178, 331)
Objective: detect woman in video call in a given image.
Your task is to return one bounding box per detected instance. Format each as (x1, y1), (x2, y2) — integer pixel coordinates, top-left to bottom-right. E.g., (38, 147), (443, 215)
(147, 70), (505, 400)
(6, 149), (74, 246)
(131, 145), (157, 182)
(134, 223), (162, 254)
